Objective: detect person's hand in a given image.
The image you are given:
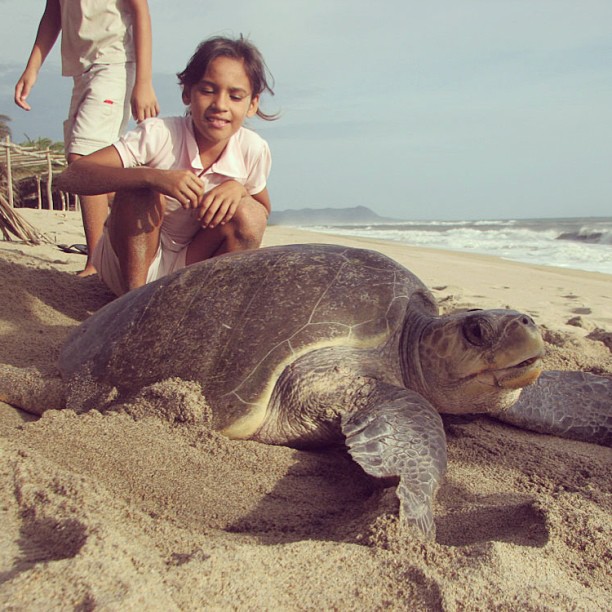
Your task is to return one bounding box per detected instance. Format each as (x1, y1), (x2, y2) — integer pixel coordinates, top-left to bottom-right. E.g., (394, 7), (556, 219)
(130, 82), (160, 122)
(14, 69), (38, 111)
(150, 169), (205, 207)
(196, 181), (248, 228)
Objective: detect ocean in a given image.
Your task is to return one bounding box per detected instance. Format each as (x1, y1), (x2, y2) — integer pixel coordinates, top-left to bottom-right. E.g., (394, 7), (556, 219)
(308, 217), (612, 276)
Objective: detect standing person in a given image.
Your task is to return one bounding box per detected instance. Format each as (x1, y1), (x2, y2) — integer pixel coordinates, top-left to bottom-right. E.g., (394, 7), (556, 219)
(56, 35), (277, 296)
(14, 0), (159, 277)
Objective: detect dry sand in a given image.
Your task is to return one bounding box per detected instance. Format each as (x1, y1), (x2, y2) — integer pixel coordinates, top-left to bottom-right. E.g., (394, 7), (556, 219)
(0, 209), (610, 610)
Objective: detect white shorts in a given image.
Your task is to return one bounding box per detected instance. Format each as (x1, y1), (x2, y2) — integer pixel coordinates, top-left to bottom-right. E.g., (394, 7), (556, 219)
(92, 229), (189, 296)
(64, 62), (135, 156)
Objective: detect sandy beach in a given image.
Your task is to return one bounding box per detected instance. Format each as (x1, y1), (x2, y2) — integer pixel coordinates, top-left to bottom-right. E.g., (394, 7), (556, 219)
(1, 209), (610, 610)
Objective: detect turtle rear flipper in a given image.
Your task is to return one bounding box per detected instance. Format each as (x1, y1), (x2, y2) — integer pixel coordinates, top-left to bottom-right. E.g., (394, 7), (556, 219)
(342, 385), (447, 541)
(0, 364), (65, 415)
(496, 371), (612, 447)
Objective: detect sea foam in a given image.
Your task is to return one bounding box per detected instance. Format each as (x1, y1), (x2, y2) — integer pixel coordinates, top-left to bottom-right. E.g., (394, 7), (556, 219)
(309, 217), (612, 275)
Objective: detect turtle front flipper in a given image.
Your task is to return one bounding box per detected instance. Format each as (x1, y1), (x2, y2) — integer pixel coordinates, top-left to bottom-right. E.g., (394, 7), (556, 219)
(495, 371), (611, 446)
(341, 384), (447, 541)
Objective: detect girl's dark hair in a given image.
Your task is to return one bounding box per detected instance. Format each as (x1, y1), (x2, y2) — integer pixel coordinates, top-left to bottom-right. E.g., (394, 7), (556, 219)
(177, 35), (278, 121)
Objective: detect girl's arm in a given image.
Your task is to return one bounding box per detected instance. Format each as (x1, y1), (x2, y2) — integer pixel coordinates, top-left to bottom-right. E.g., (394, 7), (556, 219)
(56, 146), (205, 205)
(127, 0), (159, 121)
(14, 0), (62, 111)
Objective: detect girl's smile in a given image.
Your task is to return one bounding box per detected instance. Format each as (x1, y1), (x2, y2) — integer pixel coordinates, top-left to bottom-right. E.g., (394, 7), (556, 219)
(206, 116), (231, 129)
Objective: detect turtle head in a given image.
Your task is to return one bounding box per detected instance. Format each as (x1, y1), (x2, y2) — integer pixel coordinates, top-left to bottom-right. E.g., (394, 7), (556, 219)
(402, 308), (545, 414)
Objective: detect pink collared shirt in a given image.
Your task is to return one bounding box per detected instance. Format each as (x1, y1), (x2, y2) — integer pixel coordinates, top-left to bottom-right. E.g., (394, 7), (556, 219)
(113, 115), (271, 249)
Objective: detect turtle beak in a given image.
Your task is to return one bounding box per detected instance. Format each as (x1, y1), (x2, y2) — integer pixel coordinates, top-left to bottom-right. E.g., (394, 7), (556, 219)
(492, 354), (544, 389)
(480, 311), (545, 389)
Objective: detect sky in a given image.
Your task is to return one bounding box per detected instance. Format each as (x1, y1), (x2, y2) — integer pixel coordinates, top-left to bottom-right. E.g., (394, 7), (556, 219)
(1, 0), (611, 220)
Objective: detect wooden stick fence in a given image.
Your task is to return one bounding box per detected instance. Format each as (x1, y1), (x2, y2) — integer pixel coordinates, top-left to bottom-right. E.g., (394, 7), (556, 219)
(1, 135), (76, 210)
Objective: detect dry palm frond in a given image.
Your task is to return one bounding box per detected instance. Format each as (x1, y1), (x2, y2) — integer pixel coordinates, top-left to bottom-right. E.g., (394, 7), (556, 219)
(0, 193), (51, 244)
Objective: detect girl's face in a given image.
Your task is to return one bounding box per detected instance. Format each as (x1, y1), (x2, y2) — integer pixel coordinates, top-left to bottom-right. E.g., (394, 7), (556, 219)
(183, 56), (259, 151)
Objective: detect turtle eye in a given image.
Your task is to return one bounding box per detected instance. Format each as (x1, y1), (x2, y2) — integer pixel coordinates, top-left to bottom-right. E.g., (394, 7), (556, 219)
(463, 316), (493, 346)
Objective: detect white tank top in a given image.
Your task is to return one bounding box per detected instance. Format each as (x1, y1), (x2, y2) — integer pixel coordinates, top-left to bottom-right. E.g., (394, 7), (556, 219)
(59, 0), (135, 76)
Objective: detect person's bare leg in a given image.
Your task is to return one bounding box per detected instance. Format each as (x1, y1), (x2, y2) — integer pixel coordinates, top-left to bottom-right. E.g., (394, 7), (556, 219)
(67, 153), (109, 277)
(78, 193), (110, 276)
(107, 188), (165, 293)
(185, 196), (268, 265)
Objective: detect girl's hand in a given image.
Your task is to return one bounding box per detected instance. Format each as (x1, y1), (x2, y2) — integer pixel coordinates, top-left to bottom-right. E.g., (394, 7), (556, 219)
(150, 170), (205, 207)
(196, 181), (248, 228)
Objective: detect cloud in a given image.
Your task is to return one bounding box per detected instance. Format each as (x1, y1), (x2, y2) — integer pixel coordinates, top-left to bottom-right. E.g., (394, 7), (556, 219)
(2, 0), (611, 218)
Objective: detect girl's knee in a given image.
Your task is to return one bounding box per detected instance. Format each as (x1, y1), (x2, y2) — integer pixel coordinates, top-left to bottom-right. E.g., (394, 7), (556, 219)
(110, 189), (165, 228)
(113, 188), (164, 210)
(226, 198), (268, 245)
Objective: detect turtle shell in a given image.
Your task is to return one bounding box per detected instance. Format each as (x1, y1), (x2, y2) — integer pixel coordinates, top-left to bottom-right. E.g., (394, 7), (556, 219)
(60, 244), (434, 429)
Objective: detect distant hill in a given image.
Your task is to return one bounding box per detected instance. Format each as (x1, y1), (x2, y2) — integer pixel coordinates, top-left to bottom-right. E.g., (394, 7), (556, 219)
(269, 206), (398, 226)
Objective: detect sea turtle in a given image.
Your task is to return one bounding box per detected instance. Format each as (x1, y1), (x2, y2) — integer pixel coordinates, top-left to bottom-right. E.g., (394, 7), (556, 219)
(1, 244), (610, 540)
